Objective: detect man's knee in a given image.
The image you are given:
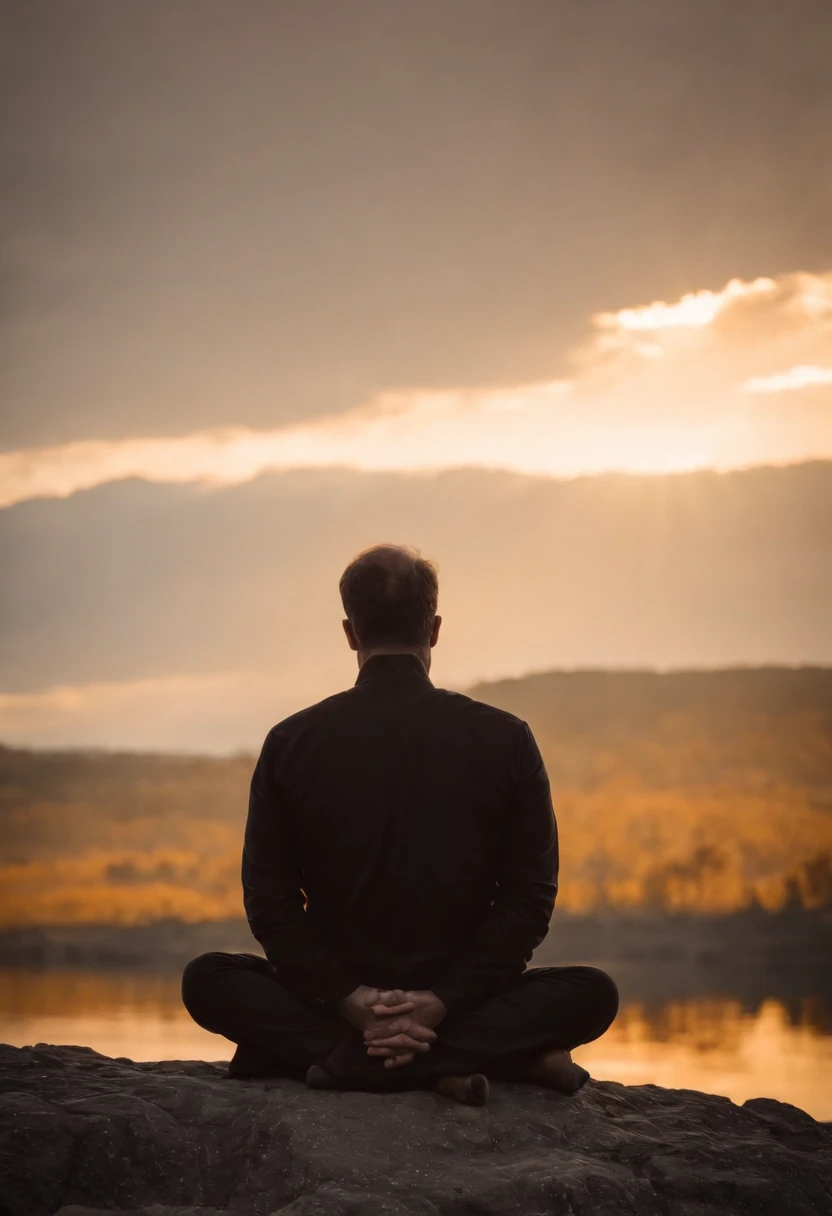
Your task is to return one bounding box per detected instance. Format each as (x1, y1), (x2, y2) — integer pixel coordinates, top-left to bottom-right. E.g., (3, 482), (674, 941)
(181, 951), (230, 1020)
(529, 964), (619, 1027)
(580, 965), (619, 1028)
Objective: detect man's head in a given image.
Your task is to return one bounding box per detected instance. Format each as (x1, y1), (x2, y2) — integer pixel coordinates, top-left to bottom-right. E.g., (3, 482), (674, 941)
(339, 544), (441, 669)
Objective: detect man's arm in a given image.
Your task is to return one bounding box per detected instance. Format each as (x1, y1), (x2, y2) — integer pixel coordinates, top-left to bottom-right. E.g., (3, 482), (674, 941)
(241, 727), (361, 1007)
(430, 721), (558, 1019)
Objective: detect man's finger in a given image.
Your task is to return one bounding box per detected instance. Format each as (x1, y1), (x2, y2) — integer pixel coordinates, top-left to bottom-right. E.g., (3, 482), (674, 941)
(364, 1014), (436, 1039)
(369, 1001), (415, 1018)
(364, 1018), (435, 1042)
(367, 1016), (437, 1045)
(384, 1052), (414, 1069)
(363, 988), (409, 1008)
(367, 1036), (431, 1052)
(364, 1036), (433, 1055)
(367, 1043), (429, 1056)
(371, 989), (408, 1009)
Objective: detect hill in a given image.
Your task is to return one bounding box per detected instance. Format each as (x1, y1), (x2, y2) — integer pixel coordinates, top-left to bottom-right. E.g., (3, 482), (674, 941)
(0, 667), (830, 927)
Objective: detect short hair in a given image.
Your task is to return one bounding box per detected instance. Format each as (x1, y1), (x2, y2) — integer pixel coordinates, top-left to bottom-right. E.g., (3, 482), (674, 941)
(339, 544), (439, 648)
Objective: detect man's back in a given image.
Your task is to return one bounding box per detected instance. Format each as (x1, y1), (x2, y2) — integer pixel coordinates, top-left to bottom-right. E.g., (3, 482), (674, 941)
(243, 652), (559, 1014)
(185, 546), (615, 1097)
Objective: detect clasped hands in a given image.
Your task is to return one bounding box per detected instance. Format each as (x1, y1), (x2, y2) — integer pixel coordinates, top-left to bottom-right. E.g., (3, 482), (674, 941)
(339, 986), (447, 1069)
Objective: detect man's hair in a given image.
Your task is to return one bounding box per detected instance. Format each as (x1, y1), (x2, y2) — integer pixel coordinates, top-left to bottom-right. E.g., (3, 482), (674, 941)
(339, 544), (439, 649)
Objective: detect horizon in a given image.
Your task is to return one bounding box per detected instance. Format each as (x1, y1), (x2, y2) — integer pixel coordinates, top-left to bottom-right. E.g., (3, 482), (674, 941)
(3, 458), (830, 750)
(2, 659), (830, 758)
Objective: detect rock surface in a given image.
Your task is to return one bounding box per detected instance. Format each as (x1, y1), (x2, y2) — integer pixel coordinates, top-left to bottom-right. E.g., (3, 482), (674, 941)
(0, 1043), (830, 1216)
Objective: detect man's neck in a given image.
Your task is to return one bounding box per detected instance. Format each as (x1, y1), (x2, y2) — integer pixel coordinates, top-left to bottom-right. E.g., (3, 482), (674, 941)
(357, 645), (431, 674)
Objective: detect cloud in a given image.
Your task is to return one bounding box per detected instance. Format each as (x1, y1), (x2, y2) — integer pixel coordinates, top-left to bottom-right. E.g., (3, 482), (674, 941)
(1, 269), (831, 510)
(740, 365), (832, 394)
(595, 276), (777, 332)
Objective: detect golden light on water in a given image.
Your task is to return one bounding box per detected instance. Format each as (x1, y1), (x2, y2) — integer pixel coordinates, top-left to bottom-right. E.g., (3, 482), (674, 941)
(574, 998), (832, 1121)
(1, 970), (829, 1120)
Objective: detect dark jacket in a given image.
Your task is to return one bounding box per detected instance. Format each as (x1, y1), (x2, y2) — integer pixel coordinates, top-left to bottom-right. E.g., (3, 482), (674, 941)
(242, 651), (558, 1017)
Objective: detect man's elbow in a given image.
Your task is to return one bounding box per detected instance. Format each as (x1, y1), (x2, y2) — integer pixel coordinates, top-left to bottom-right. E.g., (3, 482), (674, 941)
(533, 880), (557, 938)
(504, 881), (556, 938)
(241, 881), (276, 946)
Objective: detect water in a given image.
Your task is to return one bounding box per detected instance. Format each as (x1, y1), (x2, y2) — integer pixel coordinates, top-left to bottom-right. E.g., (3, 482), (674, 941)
(1, 968), (830, 1120)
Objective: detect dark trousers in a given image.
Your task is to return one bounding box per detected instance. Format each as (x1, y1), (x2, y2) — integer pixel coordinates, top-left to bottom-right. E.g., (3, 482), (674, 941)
(181, 952), (619, 1088)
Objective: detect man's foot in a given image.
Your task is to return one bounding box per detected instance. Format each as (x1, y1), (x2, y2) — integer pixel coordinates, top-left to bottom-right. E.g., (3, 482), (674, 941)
(305, 1063), (345, 1090)
(227, 1043), (287, 1079)
(325, 1031), (390, 1084)
(515, 1048), (590, 1095)
(433, 1073), (490, 1106)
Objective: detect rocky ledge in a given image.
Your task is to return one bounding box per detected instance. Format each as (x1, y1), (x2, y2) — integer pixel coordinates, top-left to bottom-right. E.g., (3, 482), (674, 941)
(1, 1044), (830, 1216)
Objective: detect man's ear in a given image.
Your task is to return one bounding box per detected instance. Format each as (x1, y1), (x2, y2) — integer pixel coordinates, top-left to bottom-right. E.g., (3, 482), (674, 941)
(342, 619), (359, 651)
(430, 615), (442, 647)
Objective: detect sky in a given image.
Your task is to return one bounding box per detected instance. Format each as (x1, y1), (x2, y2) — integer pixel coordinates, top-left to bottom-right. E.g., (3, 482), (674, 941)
(1, 0), (831, 750)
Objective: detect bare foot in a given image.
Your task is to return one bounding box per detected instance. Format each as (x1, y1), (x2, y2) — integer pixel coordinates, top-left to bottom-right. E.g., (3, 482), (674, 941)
(433, 1073), (490, 1106)
(305, 1063), (343, 1090)
(510, 1048), (591, 1095)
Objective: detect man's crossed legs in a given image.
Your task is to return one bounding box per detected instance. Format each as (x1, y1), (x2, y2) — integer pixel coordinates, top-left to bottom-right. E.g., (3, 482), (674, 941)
(182, 952), (619, 1100)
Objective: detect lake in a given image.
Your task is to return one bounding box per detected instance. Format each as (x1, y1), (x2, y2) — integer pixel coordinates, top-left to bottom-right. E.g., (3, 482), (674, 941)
(1, 966), (830, 1121)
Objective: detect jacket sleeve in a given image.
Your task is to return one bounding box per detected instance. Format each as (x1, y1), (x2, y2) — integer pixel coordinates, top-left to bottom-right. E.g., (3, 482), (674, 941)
(431, 721), (558, 1018)
(241, 727), (361, 1007)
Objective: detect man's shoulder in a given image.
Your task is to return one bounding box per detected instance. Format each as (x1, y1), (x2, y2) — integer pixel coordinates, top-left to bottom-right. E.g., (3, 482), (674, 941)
(264, 687), (359, 740)
(263, 684), (529, 744)
(431, 686), (530, 737)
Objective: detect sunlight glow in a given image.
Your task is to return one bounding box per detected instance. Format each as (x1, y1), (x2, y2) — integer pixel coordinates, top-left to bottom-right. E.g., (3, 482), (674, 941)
(2, 269), (831, 508)
(0, 391), (749, 509)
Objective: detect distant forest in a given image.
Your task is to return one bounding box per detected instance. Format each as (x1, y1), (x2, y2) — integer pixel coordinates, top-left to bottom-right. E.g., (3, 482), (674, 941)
(1, 667), (830, 927)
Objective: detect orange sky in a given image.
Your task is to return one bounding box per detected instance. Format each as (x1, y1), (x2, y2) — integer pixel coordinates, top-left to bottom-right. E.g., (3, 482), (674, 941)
(2, 269), (831, 507)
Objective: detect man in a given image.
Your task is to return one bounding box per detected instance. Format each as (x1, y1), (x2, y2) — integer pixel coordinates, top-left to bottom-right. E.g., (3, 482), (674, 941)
(182, 544), (618, 1105)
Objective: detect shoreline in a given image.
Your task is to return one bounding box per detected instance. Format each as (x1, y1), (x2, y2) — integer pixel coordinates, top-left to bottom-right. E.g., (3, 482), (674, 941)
(1, 907), (828, 1002)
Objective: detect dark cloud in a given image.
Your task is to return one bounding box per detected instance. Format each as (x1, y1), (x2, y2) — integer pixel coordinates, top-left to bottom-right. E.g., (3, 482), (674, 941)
(1, 462), (830, 702)
(2, 0), (831, 449)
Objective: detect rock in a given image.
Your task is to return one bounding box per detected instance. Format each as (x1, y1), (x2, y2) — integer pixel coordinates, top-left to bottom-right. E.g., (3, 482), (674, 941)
(0, 1043), (829, 1216)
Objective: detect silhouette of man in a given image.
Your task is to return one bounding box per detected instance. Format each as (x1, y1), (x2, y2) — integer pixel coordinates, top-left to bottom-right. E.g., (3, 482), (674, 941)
(182, 544), (618, 1103)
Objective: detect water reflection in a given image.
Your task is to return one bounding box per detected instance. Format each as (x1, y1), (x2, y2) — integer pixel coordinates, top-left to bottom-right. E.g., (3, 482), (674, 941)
(573, 997), (832, 1119)
(0, 969), (829, 1120)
